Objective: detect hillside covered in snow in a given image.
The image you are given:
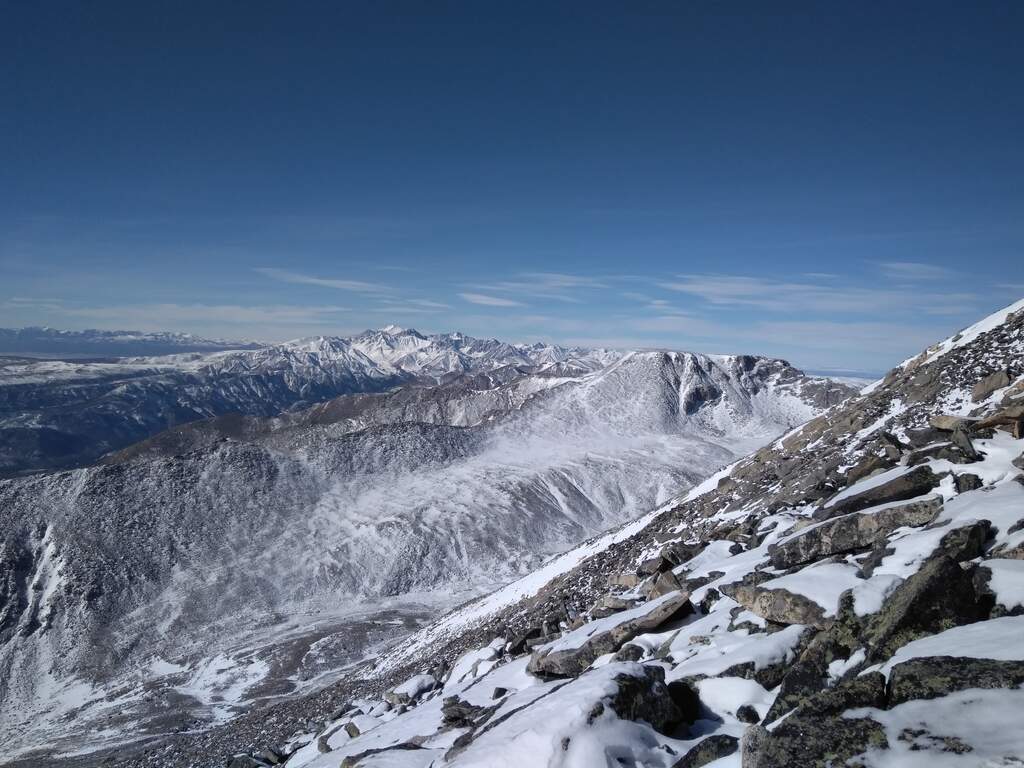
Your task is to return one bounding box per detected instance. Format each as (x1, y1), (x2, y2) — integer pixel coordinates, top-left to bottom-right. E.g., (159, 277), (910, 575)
(29, 298), (1022, 768)
(0, 338), (852, 763)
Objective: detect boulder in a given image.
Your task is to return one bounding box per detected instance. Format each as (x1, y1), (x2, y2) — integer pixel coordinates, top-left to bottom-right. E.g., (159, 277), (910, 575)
(590, 594), (635, 619)
(972, 369), (1011, 402)
(929, 414), (972, 431)
(888, 656), (1024, 705)
(953, 473), (983, 493)
(863, 555), (989, 661)
(949, 427), (980, 460)
(637, 554), (672, 575)
(528, 592), (692, 677)
(743, 674), (888, 767)
(671, 734), (739, 767)
(1013, 451), (1024, 471)
(607, 573), (641, 589)
(441, 696), (495, 728)
(741, 715), (886, 768)
(606, 666), (682, 735)
(645, 570), (683, 600)
(730, 584), (829, 629)
(814, 466), (940, 522)
(936, 519), (992, 561)
(736, 704), (760, 724)
(845, 454), (891, 484)
(769, 495), (942, 569)
(975, 404), (1024, 438)
(254, 750), (284, 766)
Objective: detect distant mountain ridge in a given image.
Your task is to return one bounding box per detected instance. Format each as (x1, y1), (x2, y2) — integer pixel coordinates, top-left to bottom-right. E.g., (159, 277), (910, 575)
(0, 326), (263, 358)
(0, 326), (622, 476)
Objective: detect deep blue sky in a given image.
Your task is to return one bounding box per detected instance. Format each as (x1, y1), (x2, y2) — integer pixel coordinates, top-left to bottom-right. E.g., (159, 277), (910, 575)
(2, 2), (1022, 371)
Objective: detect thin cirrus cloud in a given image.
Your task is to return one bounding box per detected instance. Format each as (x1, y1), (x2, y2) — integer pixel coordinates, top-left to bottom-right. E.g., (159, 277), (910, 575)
(876, 261), (956, 280)
(458, 292), (526, 307)
(659, 274), (978, 315)
(255, 267), (388, 293)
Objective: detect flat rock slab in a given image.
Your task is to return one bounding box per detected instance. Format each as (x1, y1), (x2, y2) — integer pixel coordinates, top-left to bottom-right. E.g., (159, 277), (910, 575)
(527, 591), (692, 677)
(814, 466), (940, 522)
(770, 495), (942, 569)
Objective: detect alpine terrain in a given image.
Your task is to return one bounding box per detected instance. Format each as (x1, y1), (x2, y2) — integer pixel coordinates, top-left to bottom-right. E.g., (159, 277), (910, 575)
(13, 297), (1022, 768)
(0, 329), (853, 764)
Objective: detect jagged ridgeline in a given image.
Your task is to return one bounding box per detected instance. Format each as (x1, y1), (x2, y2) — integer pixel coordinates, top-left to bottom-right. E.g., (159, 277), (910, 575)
(104, 298), (1021, 768)
(0, 332), (852, 764)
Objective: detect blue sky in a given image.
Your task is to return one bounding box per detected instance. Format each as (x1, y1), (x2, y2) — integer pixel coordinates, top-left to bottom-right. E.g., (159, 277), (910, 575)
(2, 2), (1022, 372)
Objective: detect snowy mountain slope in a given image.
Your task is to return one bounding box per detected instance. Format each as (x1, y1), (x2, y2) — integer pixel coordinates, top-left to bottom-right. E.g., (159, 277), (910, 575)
(0, 327), (622, 476)
(0, 350), (851, 762)
(84, 298), (1024, 768)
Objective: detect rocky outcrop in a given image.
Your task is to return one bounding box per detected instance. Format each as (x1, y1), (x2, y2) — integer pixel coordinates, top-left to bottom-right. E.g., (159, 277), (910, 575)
(527, 592), (692, 677)
(769, 495), (942, 569)
(863, 555), (988, 661)
(813, 466), (940, 522)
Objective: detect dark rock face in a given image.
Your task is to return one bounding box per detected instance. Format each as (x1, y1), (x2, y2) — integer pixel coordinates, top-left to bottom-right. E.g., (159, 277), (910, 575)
(888, 656), (1024, 705)
(863, 556), (989, 661)
(607, 666), (682, 735)
(671, 734), (739, 767)
(813, 466), (940, 522)
(769, 495), (942, 569)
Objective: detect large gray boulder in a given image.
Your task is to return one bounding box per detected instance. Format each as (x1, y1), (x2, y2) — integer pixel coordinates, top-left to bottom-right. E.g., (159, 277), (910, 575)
(972, 369), (1011, 402)
(730, 584), (830, 629)
(770, 495), (942, 569)
(863, 555), (988, 661)
(814, 466), (940, 522)
(527, 592), (692, 677)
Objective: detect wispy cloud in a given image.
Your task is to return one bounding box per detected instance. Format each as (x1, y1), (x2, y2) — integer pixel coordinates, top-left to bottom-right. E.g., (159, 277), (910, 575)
(660, 274), (978, 315)
(459, 292), (526, 307)
(877, 261), (956, 280)
(467, 271), (607, 304)
(255, 267), (387, 293)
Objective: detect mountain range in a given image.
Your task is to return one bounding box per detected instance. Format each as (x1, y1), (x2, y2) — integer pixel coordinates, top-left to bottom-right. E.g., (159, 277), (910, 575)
(3, 298), (1020, 767)
(0, 326), (621, 476)
(0, 327), (856, 762)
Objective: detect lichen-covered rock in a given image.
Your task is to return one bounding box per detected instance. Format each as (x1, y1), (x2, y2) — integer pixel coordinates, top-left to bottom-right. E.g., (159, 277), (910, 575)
(887, 656), (1024, 705)
(863, 555), (989, 661)
(769, 495), (942, 569)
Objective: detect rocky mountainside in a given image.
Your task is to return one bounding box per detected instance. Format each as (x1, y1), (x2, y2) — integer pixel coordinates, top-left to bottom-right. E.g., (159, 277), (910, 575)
(0, 327), (619, 476)
(54, 297), (1023, 768)
(0, 347), (850, 763)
